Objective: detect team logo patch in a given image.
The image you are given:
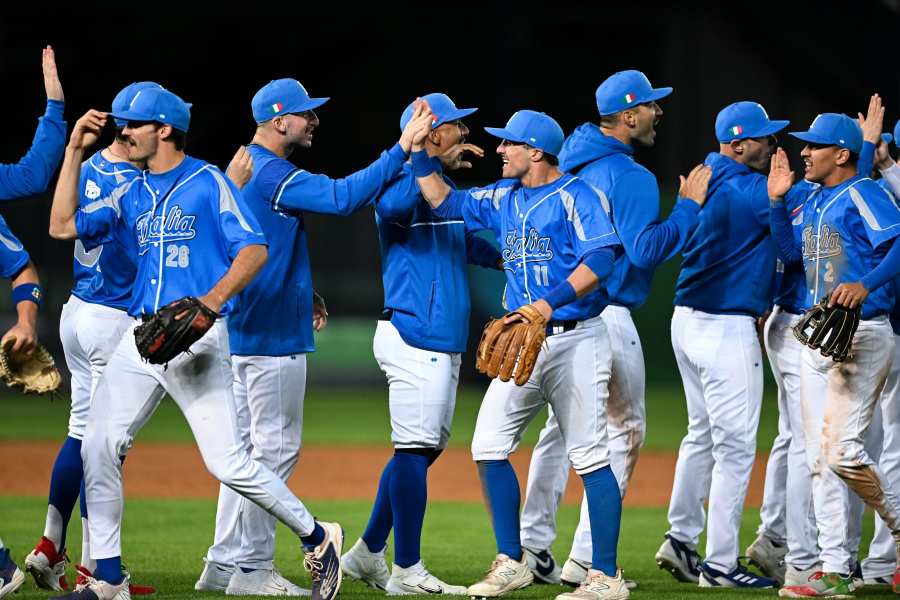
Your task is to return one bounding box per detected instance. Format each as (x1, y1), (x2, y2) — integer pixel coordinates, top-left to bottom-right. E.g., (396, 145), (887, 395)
(801, 224), (842, 260)
(85, 179), (101, 200)
(624, 93), (635, 103)
(271, 102), (283, 114)
(730, 125), (743, 136)
(502, 227), (553, 264)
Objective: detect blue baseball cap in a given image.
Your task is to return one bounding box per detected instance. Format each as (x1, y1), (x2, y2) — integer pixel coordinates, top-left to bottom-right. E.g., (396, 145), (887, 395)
(109, 86), (191, 132)
(789, 113), (862, 154)
(715, 101), (788, 143)
(595, 70), (673, 116)
(882, 133), (894, 145)
(252, 79), (329, 123)
(399, 93), (477, 132)
(893, 119), (900, 146)
(484, 110), (565, 156)
(111, 82), (162, 128)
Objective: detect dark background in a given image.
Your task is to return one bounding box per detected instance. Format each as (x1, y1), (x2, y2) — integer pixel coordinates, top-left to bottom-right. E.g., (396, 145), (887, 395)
(0, 3), (898, 384)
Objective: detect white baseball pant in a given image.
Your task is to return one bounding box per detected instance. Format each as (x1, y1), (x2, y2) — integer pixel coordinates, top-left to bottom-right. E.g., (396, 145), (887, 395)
(204, 354), (306, 570)
(862, 333), (900, 580)
(800, 316), (899, 574)
(81, 321), (316, 559)
(373, 320), (460, 449)
(666, 307), (764, 573)
(471, 315), (611, 475)
(520, 305), (644, 559)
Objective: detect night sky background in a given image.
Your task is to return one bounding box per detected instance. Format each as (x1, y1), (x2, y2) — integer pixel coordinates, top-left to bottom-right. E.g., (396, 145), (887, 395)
(0, 3), (897, 381)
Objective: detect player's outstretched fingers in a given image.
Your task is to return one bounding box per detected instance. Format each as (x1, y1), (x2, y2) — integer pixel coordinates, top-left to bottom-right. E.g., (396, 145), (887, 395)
(42, 45), (64, 102)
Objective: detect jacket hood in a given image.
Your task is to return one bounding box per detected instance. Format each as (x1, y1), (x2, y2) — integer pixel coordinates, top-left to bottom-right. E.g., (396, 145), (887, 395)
(702, 152), (753, 198)
(559, 123), (633, 174)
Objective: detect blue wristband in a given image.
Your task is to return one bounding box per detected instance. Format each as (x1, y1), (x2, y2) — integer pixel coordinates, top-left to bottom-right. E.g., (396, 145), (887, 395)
(543, 280), (577, 310)
(12, 283), (42, 307)
(411, 150), (437, 178)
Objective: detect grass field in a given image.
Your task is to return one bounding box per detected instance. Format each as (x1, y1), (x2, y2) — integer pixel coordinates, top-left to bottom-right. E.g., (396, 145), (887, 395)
(0, 383), (782, 451)
(0, 498), (885, 600)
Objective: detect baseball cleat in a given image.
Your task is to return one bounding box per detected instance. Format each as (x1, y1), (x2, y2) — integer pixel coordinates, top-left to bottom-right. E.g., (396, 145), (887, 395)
(745, 533), (787, 585)
(75, 565), (155, 596)
(385, 561), (467, 595)
(778, 571), (854, 598)
(698, 561), (776, 588)
(50, 574), (131, 600)
(303, 521), (343, 600)
(225, 568), (311, 596)
(25, 536), (69, 591)
(553, 568), (630, 600)
(561, 557), (589, 587)
(784, 564), (822, 587)
(848, 562), (863, 591)
(194, 558), (234, 592)
(0, 548), (25, 599)
(654, 534), (701, 583)
(523, 547), (562, 584)
(862, 574), (891, 586)
(340, 538), (389, 590)
(467, 553), (533, 598)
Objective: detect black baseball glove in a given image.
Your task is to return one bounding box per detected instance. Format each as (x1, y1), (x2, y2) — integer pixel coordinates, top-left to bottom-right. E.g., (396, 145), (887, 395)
(134, 296), (219, 365)
(792, 296), (861, 362)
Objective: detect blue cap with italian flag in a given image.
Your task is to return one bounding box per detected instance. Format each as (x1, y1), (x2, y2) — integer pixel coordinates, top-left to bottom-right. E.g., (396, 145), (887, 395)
(252, 79), (330, 123)
(715, 101), (789, 143)
(594, 70), (673, 116)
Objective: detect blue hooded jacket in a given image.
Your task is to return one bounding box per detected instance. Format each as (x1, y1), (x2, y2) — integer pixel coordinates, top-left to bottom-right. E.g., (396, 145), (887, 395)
(674, 152), (775, 316)
(559, 123), (700, 308)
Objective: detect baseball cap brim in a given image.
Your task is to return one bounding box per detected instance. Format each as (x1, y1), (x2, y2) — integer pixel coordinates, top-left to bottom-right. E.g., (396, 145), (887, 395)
(110, 105), (192, 131)
(484, 126), (526, 144)
(645, 87), (673, 103)
(882, 133), (893, 145)
(788, 131), (835, 145)
(755, 120), (791, 137)
(287, 96), (330, 113)
(435, 107), (477, 127)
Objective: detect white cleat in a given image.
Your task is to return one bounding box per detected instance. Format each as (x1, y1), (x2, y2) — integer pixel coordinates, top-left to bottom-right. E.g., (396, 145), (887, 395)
(554, 568), (630, 600)
(195, 558), (235, 592)
(340, 539), (389, 591)
(226, 568), (311, 596)
(561, 558), (636, 590)
(523, 547), (562, 585)
(783, 564), (821, 587)
(467, 554), (533, 598)
(385, 561), (467, 595)
(745, 533), (787, 585)
(69, 575), (132, 600)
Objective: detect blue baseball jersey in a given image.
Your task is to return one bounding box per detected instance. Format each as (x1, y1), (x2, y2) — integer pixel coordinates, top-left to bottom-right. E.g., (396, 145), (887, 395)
(376, 159), (501, 353)
(228, 142), (407, 356)
(433, 173), (621, 321)
(70, 151), (140, 310)
(799, 176), (900, 319)
(673, 153), (776, 317)
(771, 182), (815, 314)
(0, 100), (66, 200)
(75, 155), (266, 317)
(0, 216), (30, 279)
(558, 123), (700, 309)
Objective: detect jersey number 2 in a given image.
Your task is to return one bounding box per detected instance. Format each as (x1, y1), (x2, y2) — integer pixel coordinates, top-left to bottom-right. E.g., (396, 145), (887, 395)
(165, 244), (190, 268)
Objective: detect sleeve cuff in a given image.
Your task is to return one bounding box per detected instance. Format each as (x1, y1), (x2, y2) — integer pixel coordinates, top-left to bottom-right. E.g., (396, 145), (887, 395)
(675, 197), (702, 214)
(45, 99), (64, 120)
(387, 142), (407, 162)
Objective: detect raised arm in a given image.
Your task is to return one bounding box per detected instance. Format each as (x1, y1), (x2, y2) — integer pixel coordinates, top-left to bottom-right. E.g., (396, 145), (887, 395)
(0, 47), (67, 200)
(857, 93), (885, 177)
(49, 110), (107, 239)
(767, 148), (803, 265)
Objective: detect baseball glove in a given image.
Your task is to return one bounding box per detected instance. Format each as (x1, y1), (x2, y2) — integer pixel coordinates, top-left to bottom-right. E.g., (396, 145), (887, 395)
(134, 296), (219, 365)
(476, 304), (547, 386)
(0, 337), (62, 394)
(792, 296), (861, 362)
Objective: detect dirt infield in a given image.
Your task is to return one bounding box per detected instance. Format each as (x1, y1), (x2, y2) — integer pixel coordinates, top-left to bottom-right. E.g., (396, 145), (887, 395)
(0, 442), (770, 507)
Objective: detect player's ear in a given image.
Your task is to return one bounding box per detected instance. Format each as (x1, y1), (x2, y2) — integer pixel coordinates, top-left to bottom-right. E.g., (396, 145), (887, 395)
(621, 109), (636, 129)
(428, 126), (441, 146)
(835, 148), (851, 167)
(730, 139), (744, 155)
(157, 123), (173, 142)
(271, 115), (288, 134)
(530, 147), (544, 163)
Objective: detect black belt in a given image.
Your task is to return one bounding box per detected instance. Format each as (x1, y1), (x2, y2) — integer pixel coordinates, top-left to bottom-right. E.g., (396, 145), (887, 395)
(379, 309), (393, 321)
(546, 319), (578, 336)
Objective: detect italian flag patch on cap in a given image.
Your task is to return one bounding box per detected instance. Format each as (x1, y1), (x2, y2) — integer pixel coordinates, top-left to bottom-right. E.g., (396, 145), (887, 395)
(271, 102), (284, 114)
(730, 125), (743, 136)
(624, 93), (635, 103)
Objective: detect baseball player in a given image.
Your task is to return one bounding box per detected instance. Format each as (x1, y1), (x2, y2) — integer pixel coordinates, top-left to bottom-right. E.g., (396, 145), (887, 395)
(196, 79), (434, 596)
(413, 108), (700, 600)
(768, 112), (900, 597)
(24, 81), (158, 596)
(661, 101), (792, 589)
(861, 120), (900, 586)
(518, 70), (706, 588)
(0, 538), (25, 599)
(340, 92), (500, 595)
(46, 88), (344, 600)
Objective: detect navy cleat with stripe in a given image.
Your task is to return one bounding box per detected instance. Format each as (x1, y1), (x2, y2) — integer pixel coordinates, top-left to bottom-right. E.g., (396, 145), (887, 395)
(304, 522), (343, 600)
(655, 534), (701, 583)
(698, 561), (776, 588)
(0, 548), (26, 599)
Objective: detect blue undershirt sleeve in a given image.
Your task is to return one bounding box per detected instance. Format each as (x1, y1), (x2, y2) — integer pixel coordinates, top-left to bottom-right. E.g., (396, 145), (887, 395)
(769, 201), (802, 265)
(862, 239), (900, 292)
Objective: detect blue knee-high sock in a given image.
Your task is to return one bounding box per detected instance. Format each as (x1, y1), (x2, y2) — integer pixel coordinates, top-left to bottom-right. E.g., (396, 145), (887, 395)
(582, 466), (621, 575)
(478, 460), (522, 561)
(94, 556), (123, 585)
(389, 452), (429, 568)
(47, 436), (84, 552)
(362, 458), (395, 553)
